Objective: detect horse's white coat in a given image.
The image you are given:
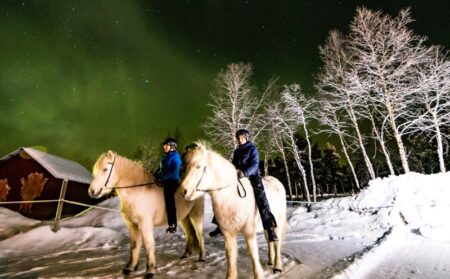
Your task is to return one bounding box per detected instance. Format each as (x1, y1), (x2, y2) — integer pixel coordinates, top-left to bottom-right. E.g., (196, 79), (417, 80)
(88, 151), (205, 277)
(181, 143), (286, 279)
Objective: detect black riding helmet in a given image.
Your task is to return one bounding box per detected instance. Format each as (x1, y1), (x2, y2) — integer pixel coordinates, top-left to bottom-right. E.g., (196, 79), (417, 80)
(235, 129), (251, 141)
(163, 138), (178, 149)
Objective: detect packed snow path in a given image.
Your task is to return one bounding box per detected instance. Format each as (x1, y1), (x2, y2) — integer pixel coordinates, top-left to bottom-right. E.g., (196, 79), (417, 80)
(1, 172), (450, 278)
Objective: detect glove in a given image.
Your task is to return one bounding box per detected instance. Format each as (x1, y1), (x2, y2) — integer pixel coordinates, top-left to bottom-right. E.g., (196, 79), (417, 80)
(237, 169), (245, 178)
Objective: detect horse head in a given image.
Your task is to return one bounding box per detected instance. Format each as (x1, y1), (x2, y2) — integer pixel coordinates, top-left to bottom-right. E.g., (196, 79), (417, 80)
(89, 150), (117, 198)
(180, 142), (213, 201)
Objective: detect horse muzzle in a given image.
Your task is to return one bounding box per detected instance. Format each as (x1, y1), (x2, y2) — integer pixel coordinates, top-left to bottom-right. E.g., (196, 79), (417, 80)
(181, 187), (195, 201)
(88, 188), (102, 199)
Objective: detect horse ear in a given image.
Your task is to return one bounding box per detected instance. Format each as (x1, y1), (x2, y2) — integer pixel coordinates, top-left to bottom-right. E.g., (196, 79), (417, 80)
(107, 150), (115, 159)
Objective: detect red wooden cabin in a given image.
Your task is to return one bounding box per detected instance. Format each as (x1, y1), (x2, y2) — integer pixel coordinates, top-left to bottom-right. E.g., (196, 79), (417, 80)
(0, 147), (98, 220)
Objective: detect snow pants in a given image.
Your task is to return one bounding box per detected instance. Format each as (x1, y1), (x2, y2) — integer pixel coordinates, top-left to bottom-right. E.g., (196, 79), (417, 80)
(163, 179), (179, 226)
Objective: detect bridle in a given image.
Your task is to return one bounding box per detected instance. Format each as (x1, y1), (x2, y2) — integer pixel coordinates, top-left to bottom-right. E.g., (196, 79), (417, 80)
(192, 164), (247, 198)
(194, 166), (230, 193)
(102, 156), (157, 190)
(103, 156), (116, 188)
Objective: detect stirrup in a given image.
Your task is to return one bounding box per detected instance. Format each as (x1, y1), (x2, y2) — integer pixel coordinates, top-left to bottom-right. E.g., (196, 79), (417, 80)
(166, 224), (177, 234)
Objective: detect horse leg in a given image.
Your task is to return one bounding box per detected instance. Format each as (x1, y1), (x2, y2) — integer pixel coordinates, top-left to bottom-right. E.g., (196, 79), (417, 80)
(141, 222), (156, 278)
(190, 198), (206, 262)
(193, 218), (206, 262)
(180, 218), (194, 259)
(123, 222), (142, 275)
(273, 227), (283, 273)
(223, 232), (238, 279)
(266, 235), (275, 266)
(244, 232), (265, 279)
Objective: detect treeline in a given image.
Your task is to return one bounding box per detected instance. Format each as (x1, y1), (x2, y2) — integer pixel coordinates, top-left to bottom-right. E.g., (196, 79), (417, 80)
(202, 7), (450, 202)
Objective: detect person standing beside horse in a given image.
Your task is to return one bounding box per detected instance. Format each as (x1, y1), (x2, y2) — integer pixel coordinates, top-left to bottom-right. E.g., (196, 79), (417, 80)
(209, 128), (279, 242)
(155, 138), (182, 233)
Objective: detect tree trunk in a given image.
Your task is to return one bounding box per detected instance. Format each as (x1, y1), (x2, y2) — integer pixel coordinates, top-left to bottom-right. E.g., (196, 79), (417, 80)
(303, 121), (317, 202)
(263, 151), (269, 176)
(280, 145), (293, 201)
(334, 114), (360, 189)
(348, 105), (376, 179)
(433, 113), (446, 172)
(388, 108), (410, 173)
(368, 111), (395, 175)
(292, 140), (311, 203)
(333, 177), (337, 197)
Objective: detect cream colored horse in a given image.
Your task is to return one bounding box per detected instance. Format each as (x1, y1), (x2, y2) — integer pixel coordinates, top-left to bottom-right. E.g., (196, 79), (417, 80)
(180, 143), (286, 279)
(88, 151), (205, 279)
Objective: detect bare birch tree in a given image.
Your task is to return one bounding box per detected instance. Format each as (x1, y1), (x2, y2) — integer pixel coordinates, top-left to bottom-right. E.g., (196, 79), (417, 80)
(406, 46), (450, 172)
(281, 84), (318, 201)
(349, 7), (432, 173)
(268, 100), (311, 203)
(354, 78), (396, 176)
(316, 99), (360, 189)
(265, 103), (294, 200)
(203, 63), (272, 156)
(316, 30), (376, 180)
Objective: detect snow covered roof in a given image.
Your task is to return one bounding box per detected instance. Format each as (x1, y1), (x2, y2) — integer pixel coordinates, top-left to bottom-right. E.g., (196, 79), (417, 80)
(0, 147), (92, 184)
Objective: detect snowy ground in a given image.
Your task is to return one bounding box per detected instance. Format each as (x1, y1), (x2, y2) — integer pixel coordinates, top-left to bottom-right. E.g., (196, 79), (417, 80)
(1, 172), (450, 278)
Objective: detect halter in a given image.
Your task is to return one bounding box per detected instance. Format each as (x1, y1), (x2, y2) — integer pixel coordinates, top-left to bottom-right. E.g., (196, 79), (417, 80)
(102, 156), (157, 190)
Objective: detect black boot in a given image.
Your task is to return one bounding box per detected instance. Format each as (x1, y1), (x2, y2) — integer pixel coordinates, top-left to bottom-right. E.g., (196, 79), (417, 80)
(266, 227), (278, 242)
(166, 224), (177, 234)
(208, 226), (223, 238)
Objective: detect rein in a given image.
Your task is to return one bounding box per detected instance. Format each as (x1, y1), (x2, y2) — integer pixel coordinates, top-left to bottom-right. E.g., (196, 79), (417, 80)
(103, 156), (158, 189)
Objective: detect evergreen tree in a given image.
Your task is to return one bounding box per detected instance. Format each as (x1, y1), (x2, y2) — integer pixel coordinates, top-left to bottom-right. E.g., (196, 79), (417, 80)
(322, 143), (341, 197)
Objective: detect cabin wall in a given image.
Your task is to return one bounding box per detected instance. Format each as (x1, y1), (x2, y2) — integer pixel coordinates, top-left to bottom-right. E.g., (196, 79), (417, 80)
(0, 154), (99, 220)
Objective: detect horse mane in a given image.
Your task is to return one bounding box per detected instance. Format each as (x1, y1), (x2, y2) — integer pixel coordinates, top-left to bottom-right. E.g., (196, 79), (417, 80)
(92, 152), (108, 176)
(184, 141), (208, 165)
(92, 151), (148, 178)
(185, 141), (236, 173)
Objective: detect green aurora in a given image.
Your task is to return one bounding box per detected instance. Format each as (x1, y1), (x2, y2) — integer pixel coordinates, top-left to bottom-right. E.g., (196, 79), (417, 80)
(1, 0), (448, 167)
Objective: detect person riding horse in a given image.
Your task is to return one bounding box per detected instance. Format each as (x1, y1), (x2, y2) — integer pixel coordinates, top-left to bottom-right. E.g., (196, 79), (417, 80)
(155, 138), (182, 233)
(209, 129), (279, 242)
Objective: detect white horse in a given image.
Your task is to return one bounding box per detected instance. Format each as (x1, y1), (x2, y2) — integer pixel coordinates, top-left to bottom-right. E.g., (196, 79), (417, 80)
(88, 151), (205, 279)
(180, 142), (286, 279)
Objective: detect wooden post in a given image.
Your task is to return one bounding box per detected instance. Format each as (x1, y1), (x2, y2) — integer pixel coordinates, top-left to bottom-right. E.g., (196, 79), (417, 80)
(52, 179), (68, 232)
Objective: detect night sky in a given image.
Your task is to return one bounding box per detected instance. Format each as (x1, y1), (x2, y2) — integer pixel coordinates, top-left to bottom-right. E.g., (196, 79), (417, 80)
(1, 0), (449, 166)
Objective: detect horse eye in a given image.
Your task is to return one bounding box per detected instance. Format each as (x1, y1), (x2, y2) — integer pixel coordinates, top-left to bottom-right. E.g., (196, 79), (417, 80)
(103, 168), (108, 172)
(196, 165), (201, 169)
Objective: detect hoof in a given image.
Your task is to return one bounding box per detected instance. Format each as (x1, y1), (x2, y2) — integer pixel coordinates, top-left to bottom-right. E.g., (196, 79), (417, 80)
(198, 258), (205, 262)
(273, 268), (283, 274)
(145, 272), (154, 279)
(181, 255), (188, 259)
(123, 268), (132, 275)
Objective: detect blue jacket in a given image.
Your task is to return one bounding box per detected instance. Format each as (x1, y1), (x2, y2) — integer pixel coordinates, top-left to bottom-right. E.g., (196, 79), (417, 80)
(232, 141), (261, 177)
(160, 151), (182, 181)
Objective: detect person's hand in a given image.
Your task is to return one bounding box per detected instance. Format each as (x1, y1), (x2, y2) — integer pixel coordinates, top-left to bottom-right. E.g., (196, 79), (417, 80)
(237, 169), (245, 178)
(154, 177), (163, 186)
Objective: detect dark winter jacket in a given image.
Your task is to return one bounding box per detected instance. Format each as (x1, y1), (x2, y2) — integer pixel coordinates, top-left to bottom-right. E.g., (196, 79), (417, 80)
(232, 141), (261, 177)
(158, 151), (182, 181)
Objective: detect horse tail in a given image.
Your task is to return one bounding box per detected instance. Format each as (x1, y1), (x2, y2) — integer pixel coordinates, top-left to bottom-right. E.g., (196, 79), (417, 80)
(263, 175), (287, 240)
